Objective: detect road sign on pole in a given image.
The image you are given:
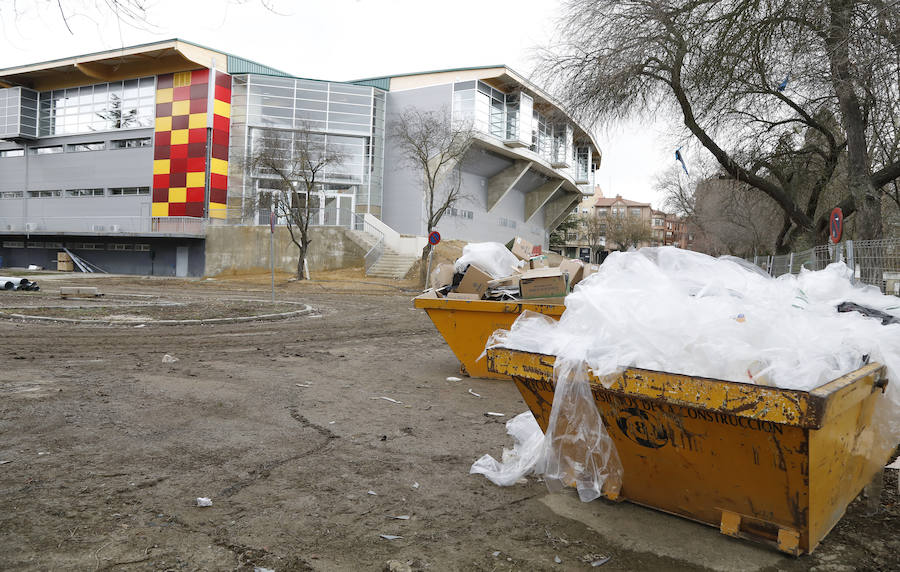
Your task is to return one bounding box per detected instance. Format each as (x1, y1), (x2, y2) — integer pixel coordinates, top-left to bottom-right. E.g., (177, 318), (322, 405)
(269, 212), (276, 303)
(830, 207), (843, 244)
(428, 231), (441, 246)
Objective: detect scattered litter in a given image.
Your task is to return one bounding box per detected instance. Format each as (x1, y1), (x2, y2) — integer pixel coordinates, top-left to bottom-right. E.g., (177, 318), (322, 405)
(387, 515), (410, 520)
(0, 460), (11, 465)
(887, 457), (900, 470)
(411, 482), (419, 489)
(485, 412), (505, 417)
(367, 490), (378, 496)
(196, 497), (212, 507)
(254, 567), (274, 572)
(555, 555), (562, 564)
(162, 354), (178, 364)
(591, 556), (611, 567)
(372, 396), (403, 404)
(471, 412), (544, 486)
(446, 376), (462, 382)
(37, 451), (49, 456)
(455, 242), (524, 279)
(385, 560), (412, 572)
(492, 551), (501, 557)
(468, 388), (482, 398)
(27, 264), (42, 270)
(329, 421), (336, 424)
(295, 383), (312, 388)
(134, 324), (146, 328)
(379, 534), (403, 541)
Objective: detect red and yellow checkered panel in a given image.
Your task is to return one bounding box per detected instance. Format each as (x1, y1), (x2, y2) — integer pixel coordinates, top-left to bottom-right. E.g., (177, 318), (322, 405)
(151, 70), (231, 219)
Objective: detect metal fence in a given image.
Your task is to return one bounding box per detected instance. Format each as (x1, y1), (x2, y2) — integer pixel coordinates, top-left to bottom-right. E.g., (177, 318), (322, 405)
(751, 238), (900, 295)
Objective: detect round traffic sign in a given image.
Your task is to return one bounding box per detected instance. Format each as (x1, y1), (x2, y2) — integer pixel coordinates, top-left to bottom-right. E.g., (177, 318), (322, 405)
(829, 207), (843, 243)
(428, 231), (441, 245)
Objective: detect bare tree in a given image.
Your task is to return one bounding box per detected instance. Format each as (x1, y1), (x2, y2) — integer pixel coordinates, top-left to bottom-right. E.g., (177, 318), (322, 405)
(540, 0), (900, 256)
(390, 107), (474, 280)
(603, 213), (653, 251)
(246, 128), (342, 280)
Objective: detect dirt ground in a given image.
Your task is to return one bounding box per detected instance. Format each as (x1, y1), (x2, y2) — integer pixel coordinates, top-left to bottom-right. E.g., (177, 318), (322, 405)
(0, 273), (897, 571)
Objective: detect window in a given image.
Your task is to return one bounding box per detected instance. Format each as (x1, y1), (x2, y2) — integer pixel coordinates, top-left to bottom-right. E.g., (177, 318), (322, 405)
(68, 242), (104, 250)
(25, 241), (45, 248)
(597, 208), (608, 216)
(499, 217), (517, 229)
(0, 191), (23, 199)
(630, 207), (642, 217)
(110, 137), (152, 149)
(448, 207), (474, 220)
(67, 142), (105, 152)
(28, 190), (62, 198)
(2, 241), (24, 248)
(38, 77), (156, 136)
(109, 187), (150, 196)
(135, 244), (151, 251)
(0, 148), (24, 157)
(29, 145), (63, 155)
(109, 243), (134, 251)
(67, 188), (105, 197)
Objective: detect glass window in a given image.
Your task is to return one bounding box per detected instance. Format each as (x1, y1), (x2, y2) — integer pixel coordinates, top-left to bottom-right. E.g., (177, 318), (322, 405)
(67, 142), (105, 152)
(0, 148), (24, 157)
(28, 190), (62, 198)
(67, 188), (105, 197)
(30, 145), (63, 155)
(1, 191), (24, 198)
(109, 187), (150, 196)
(110, 137), (152, 149)
(38, 76), (155, 136)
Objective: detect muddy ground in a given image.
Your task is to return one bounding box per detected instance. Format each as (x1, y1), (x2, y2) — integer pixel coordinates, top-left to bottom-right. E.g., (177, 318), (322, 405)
(0, 274), (897, 571)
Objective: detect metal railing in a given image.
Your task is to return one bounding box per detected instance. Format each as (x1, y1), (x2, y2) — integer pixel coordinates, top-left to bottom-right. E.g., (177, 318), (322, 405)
(0, 215), (207, 236)
(751, 237), (900, 294)
(354, 213), (385, 274)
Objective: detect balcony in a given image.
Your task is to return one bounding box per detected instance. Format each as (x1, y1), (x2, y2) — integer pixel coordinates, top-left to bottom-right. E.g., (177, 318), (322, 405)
(0, 216), (207, 237)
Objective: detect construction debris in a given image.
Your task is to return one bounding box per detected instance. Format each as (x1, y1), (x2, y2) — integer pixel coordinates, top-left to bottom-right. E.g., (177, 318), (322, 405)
(59, 286), (102, 299)
(0, 276), (40, 291)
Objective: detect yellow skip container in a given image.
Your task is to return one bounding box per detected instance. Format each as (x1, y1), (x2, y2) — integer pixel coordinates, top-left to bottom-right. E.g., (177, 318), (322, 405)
(486, 347), (893, 555)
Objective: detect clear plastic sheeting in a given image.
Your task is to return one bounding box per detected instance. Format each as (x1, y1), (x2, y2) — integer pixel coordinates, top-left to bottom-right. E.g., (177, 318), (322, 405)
(454, 242), (523, 279)
(475, 247), (900, 500)
(470, 411), (546, 486)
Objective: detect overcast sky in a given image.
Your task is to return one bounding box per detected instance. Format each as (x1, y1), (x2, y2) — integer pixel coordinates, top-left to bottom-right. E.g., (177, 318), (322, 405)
(0, 0), (678, 206)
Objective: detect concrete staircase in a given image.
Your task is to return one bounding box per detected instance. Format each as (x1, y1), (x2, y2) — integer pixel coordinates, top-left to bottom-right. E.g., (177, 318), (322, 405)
(366, 248), (418, 279)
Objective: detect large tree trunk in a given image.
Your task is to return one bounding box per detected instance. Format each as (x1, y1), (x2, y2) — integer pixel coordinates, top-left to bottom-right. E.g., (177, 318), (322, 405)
(827, 0), (884, 286)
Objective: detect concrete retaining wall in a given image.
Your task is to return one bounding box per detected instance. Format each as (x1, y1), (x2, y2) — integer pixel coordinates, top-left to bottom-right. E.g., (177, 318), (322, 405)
(204, 225), (367, 276)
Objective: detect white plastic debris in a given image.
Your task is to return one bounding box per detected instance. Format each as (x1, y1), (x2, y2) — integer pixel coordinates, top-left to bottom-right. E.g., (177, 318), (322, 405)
(411, 482), (420, 489)
(372, 396), (402, 404)
(134, 324), (146, 328)
(471, 412), (545, 486)
(387, 515), (410, 520)
(485, 412), (505, 417)
(492, 551), (501, 557)
(295, 383), (312, 388)
(446, 377), (462, 382)
(162, 354), (178, 364)
(591, 556), (611, 567)
(196, 497), (212, 507)
(367, 490), (378, 496)
(478, 248), (900, 503)
(380, 534), (403, 541)
(468, 388), (482, 397)
(555, 556), (562, 564)
(254, 567), (275, 572)
(454, 242), (523, 279)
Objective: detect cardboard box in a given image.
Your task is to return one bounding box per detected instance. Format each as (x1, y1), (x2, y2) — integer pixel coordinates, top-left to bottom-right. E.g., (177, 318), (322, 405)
(528, 255), (548, 269)
(511, 236), (541, 260)
(446, 292), (482, 300)
(487, 275), (521, 289)
(582, 263), (601, 280)
(57, 251), (72, 262)
(56, 260), (74, 272)
(559, 259), (585, 286)
(519, 268), (569, 299)
(455, 264), (492, 298)
(430, 263), (455, 289)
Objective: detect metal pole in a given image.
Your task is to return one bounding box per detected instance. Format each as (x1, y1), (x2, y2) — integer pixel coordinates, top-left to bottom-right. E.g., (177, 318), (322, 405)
(425, 246), (434, 289)
(270, 228), (275, 303)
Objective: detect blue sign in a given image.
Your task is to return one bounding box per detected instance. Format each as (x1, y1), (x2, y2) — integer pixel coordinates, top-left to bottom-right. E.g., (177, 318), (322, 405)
(428, 231), (441, 245)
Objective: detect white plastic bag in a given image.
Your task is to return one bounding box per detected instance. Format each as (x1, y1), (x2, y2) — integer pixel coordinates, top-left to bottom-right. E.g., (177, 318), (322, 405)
(454, 242), (522, 279)
(469, 411), (545, 486)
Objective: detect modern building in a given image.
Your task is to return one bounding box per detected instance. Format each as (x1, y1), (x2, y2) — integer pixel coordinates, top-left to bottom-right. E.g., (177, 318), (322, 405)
(0, 40), (599, 276)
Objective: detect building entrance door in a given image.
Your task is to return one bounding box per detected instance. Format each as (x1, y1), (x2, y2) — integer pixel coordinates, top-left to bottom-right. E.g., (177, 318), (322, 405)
(176, 246), (189, 277)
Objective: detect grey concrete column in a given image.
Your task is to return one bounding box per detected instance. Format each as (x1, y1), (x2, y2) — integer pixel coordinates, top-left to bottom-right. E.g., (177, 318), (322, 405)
(524, 179), (563, 222)
(486, 160), (531, 212)
(544, 193), (581, 231)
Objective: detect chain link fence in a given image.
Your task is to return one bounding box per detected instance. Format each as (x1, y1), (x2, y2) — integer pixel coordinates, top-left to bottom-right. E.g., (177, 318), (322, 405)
(750, 238), (900, 295)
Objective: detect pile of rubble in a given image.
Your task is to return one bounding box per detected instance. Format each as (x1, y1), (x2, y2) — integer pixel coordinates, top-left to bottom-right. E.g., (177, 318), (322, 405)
(424, 237), (597, 302)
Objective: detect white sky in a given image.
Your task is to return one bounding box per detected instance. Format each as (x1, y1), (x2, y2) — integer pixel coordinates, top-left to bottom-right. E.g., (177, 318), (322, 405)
(0, 0), (679, 207)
